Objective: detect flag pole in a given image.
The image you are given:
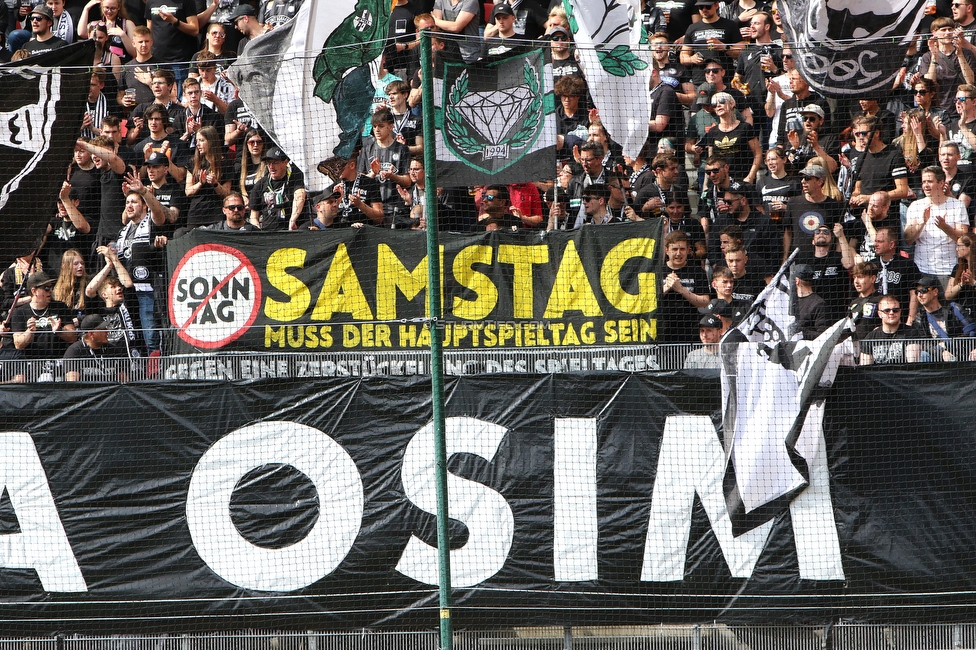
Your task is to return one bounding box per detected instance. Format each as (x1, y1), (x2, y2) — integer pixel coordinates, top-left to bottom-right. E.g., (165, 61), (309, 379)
(419, 29), (454, 650)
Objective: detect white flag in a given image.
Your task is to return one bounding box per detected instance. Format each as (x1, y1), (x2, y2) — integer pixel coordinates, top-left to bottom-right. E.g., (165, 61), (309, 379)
(227, 0), (389, 192)
(720, 253), (853, 535)
(562, 0), (651, 159)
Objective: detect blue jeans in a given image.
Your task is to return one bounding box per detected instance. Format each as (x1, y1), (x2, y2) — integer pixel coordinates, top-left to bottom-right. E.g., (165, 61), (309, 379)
(136, 290), (159, 353)
(166, 62), (190, 94)
(7, 28), (30, 52)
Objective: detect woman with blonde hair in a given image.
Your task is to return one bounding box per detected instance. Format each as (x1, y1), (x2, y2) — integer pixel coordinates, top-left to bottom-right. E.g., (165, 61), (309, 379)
(53, 249), (88, 326)
(78, 0), (135, 60)
(807, 157), (842, 201)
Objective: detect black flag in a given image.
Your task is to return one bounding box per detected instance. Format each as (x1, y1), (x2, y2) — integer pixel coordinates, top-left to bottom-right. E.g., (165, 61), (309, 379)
(0, 42), (94, 263)
(780, 0), (926, 96)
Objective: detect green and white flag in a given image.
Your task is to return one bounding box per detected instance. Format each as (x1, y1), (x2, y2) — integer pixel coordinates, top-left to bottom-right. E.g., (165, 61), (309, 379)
(228, 0), (389, 192)
(434, 48), (556, 187)
(564, 0), (650, 159)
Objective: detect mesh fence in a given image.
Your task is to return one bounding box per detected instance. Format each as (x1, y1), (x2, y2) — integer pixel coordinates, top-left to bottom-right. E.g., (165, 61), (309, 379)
(5, 10), (976, 640)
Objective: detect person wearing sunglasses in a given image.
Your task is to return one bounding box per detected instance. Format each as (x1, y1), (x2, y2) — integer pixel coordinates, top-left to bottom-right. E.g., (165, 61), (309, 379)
(763, 46), (795, 148)
(859, 296), (921, 365)
(919, 17), (976, 112)
(22, 4), (67, 55)
(680, 0), (743, 88)
(478, 185), (520, 231)
(913, 274), (968, 361)
(848, 115), (910, 219)
(705, 91), (762, 184)
(10, 272), (77, 377)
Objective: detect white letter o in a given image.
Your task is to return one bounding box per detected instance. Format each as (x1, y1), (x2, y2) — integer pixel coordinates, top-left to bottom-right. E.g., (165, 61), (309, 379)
(186, 421), (364, 591)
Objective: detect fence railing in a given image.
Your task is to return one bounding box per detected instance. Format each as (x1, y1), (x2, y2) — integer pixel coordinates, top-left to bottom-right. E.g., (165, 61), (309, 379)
(4, 337), (976, 383)
(9, 625), (976, 650)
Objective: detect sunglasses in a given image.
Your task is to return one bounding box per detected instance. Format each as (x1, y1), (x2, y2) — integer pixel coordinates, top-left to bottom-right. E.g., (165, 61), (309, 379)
(247, 139), (264, 145)
(484, 194), (499, 201)
(917, 287), (938, 293)
(704, 68), (722, 74)
(914, 89), (930, 95)
(551, 35), (568, 41)
(853, 130), (870, 137)
(35, 285), (53, 291)
(879, 307), (902, 314)
(581, 195), (599, 201)
(712, 97), (730, 105)
(803, 115), (819, 121)
(224, 204), (246, 210)
(30, 15), (46, 21)
(953, 2), (966, 7)
(957, 96), (974, 102)
(705, 167), (723, 174)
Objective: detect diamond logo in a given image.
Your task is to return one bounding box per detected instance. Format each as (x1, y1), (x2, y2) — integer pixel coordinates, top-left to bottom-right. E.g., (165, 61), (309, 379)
(455, 86), (533, 146)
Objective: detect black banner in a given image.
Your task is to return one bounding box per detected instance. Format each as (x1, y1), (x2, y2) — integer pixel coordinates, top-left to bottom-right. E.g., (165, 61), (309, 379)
(3, 368), (976, 632)
(165, 224), (662, 352)
(0, 42), (95, 263)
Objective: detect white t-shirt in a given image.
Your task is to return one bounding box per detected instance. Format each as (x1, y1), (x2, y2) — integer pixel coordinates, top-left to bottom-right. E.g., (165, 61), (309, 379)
(905, 195), (968, 275)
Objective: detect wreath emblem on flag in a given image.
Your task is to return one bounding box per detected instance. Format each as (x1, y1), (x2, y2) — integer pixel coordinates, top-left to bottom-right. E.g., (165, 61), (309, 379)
(443, 57), (544, 169)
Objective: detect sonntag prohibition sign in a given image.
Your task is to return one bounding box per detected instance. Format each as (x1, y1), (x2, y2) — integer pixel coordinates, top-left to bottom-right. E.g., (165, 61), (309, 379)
(169, 244), (263, 348)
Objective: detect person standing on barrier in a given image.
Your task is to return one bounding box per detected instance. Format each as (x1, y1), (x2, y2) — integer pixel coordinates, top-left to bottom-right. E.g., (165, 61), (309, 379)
(859, 296), (921, 365)
(116, 179), (169, 355)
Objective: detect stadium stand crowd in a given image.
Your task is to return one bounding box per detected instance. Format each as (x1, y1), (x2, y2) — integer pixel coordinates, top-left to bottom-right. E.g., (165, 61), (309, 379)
(3, 0), (976, 378)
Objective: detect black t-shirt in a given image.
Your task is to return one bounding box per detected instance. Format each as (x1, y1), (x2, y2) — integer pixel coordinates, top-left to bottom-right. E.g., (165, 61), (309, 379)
(145, 0), (199, 62)
(649, 83), (684, 150)
(150, 179), (188, 233)
(861, 325), (921, 364)
(796, 292), (828, 340)
(704, 120), (756, 181)
(757, 173), (800, 211)
(117, 216), (166, 288)
(336, 174), (383, 226)
(94, 301), (142, 356)
(947, 169), (976, 225)
(23, 35), (66, 56)
(135, 134), (193, 169)
(10, 300), (74, 359)
(850, 293), (882, 340)
(683, 17), (740, 86)
(391, 109), (422, 149)
(47, 215), (95, 271)
(70, 165), (101, 223)
(786, 195), (845, 255)
(856, 147), (908, 218)
(97, 167), (127, 241)
(248, 167), (307, 230)
(796, 250), (849, 321)
(62, 339), (126, 380)
(657, 263), (710, 343)
(186, 158), (235, 228)
(358, 137), (411, 205)
(777, 93), (831, 143)
(119, 57), (162, 107)
(730, 271), (766, 304)
(224, 98), (258, 131)
(552, 55), (584, 82)
(875, 254), (921, 314)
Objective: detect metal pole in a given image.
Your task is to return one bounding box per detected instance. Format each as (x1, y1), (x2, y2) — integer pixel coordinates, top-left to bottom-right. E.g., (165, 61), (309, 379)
(420, 29), (453, 650)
